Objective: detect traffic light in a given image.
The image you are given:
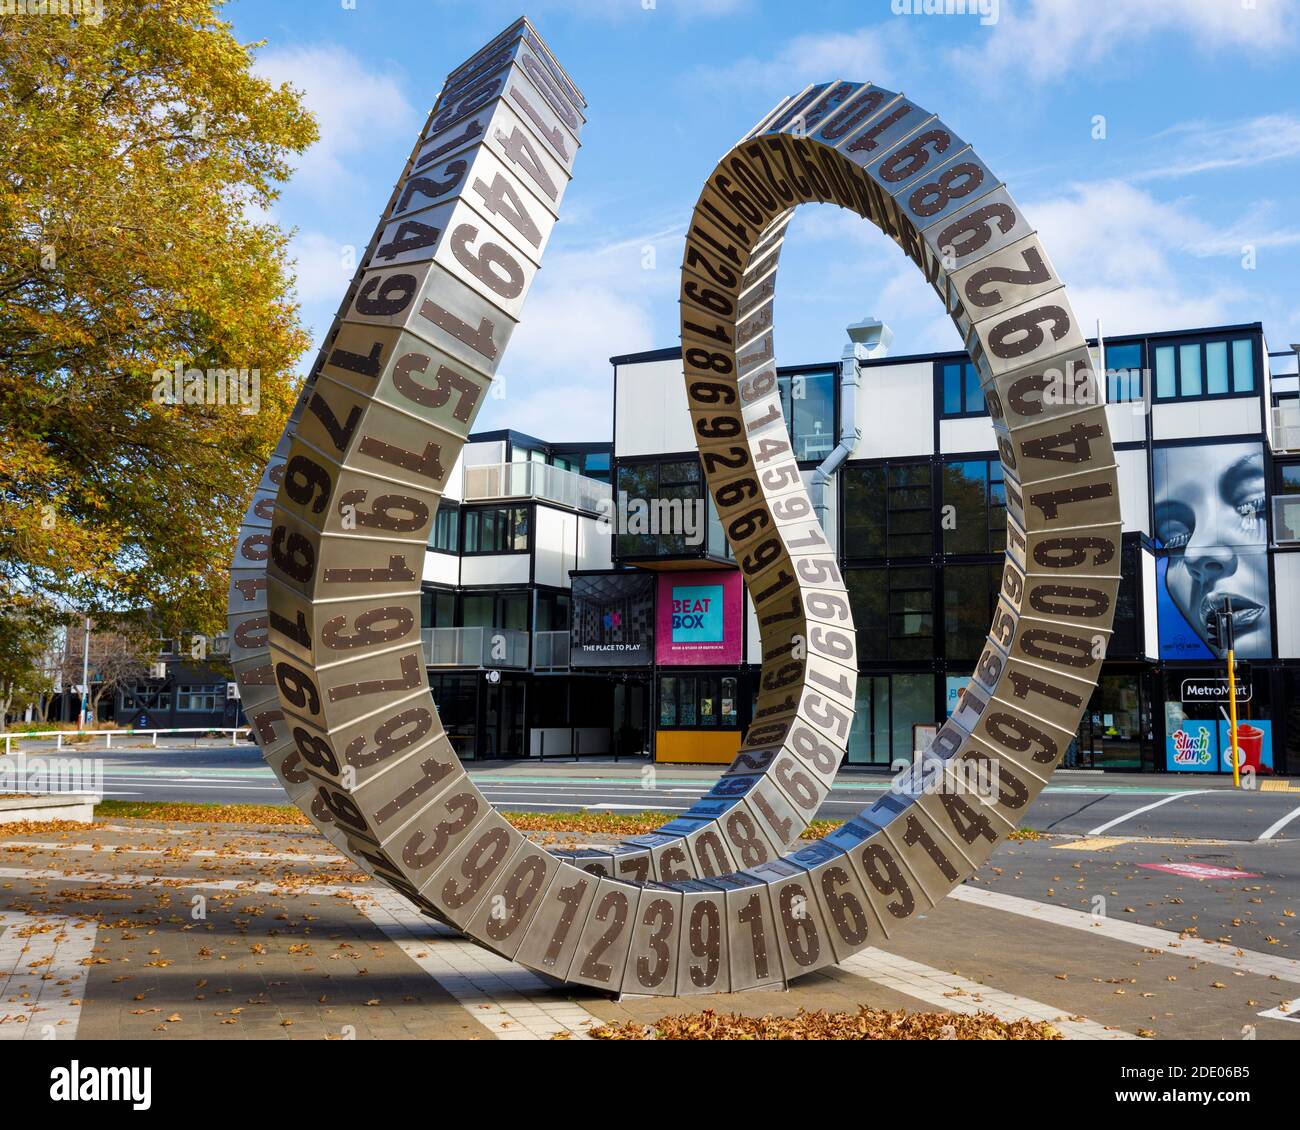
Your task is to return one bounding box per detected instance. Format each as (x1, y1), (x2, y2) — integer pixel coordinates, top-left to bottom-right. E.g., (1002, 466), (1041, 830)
(1208, 606), (1236, 653)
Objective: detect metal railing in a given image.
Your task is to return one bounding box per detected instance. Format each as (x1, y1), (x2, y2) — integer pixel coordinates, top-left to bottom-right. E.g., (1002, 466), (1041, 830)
(421, 627), (530, 669)
(463, 461), (612, 514)
(2, 727), (250, 754)
(533, 631), (571, 671)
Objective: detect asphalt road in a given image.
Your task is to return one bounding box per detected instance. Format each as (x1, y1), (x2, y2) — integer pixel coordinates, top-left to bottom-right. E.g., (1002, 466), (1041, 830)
(6, 743), (1300, 843)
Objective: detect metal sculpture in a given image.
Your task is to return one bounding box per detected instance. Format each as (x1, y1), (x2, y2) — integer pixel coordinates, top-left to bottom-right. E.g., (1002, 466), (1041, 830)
(228, 22), (1120, 995)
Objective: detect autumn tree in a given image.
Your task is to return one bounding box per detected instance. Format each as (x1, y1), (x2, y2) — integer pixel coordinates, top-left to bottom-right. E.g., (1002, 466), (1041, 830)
(0, 595), (61, 729)
(0, 0), (317, 642)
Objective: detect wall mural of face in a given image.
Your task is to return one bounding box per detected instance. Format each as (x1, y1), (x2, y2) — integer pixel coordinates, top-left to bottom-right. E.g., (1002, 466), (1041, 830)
(1154, 442), (1271, 660)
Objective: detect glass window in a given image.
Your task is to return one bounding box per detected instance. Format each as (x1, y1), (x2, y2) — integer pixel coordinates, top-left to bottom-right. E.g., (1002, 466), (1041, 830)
(119, 684), (171, 712)
(421, 589), (455, 629)
(657, 673), (740, 729)
(430, 503), (459, 553)
(843, 463), (932, 559)
(943, 364), (964, 414)
(658, 677), (677, 727)
(939, 360), (984, 416)
(616, 459), (704, 558)
(847, 567), (934, 661)
(461, 593), (493, 628)
(463, 506), (530, 553)
(1233, 338), (1255, 392)
(1155, 345), (1176, 398)
(535, 592), (570, 633)
(942, 459), (1004, 555)
(847, 674), (935, 764)
(943, 562), (999, 660)
(1155, 337), (1257, 401)
(1206, 341), (1229, 395)
(1179, 343), (1202, 396)
(786, 369), (835, 461)
(177, 684), (221, 712)
(1105, 342), (1144, 403)
(892, 674), (936, 759)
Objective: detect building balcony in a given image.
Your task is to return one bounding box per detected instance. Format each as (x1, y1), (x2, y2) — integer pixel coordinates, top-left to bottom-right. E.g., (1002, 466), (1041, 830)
(533, 630), (570, 672)
(463, 461), (612, 515)
(421, 627), (531, 669)
(420, 627), (573, 671)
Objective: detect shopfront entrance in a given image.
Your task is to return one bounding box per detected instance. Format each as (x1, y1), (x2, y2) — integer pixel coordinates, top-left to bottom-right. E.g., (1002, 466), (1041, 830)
(480, 674), (526, 760)
(611, 679), (650, 758)
(1070, 672), (1154, 771)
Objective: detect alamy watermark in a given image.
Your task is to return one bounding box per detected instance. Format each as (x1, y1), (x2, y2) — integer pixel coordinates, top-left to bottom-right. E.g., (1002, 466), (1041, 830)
(152, 361), (260, 416)
(891, 0), (999, 27)
(596, 492), (706, 546)
(0, 0), (105, 24)
(0, 752), (104, 795)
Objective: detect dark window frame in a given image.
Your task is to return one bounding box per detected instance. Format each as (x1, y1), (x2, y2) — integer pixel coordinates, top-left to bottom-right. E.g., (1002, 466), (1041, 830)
(657, 671), (740, 730)
(935, 359), (986, 419)
(842, 460), (935, 561)
(941, 456), (1007, 556)
(1152, 333), (1258, 403)
(430, 501), (460, 554)
(461, 504), (532, 556)
(1104, 341), (1145, 404)
(847, 565), (937, 662)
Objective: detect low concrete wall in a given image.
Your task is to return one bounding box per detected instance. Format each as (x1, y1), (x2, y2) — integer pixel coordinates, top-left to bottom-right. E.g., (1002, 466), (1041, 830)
(0, 793), (100, 824)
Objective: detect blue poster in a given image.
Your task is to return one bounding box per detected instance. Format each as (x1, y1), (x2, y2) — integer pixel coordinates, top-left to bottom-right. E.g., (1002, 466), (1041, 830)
(1165, 718), (1216, 772)
(1165, 718), (1274, 773)
(1217, 719), (1273, 773)
(670, 584), (724, 644)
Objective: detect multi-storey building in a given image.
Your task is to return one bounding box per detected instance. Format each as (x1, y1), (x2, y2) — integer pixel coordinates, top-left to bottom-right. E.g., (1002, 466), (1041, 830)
(421, 320), (1300, 775)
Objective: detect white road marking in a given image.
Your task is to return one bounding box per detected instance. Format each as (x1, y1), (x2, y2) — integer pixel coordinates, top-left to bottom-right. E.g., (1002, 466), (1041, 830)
(1257, 1000), (1300, 1024)
(840, 949), (1137, 1040)
(1257, 802), (1300, 842)
(0, 909), (96, 1040)
(354, 888), (601, 1040)
(1087, 790), (1210, 836)
(584, 803), (688, 812)
(953, 885), (1300, 985)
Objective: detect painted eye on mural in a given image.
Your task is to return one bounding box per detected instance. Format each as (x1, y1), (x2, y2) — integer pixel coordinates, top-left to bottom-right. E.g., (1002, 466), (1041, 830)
(1235, 494), (1266, 534)
(1154, 503), (1194, 551)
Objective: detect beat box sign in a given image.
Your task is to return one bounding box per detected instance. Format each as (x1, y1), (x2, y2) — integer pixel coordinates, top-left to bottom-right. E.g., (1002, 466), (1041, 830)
(672, 584), (723, 642)
(1181, 677), (1251, 703)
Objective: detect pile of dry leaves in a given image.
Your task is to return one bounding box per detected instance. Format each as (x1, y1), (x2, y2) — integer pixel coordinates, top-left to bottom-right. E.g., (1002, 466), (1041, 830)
(590, 1007), (1062, 1041)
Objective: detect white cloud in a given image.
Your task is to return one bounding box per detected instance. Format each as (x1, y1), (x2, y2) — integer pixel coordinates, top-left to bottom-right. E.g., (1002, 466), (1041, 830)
(961, 0), (1297, 85)
(1023, 179), (1250, 335)
(477, 219), (685, 440)
(693, 23), (912, 95)
(253, 45), (418, 198)
(288, 230), (358, 304)
(1135, 114), (1300, 181)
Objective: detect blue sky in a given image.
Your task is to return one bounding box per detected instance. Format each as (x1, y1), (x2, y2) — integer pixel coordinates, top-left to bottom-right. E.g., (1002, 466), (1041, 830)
(229, 0), (1300, 442)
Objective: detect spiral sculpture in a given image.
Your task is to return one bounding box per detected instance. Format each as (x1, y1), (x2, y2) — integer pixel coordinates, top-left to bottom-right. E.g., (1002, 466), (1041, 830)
(227, 20), (1119, 994)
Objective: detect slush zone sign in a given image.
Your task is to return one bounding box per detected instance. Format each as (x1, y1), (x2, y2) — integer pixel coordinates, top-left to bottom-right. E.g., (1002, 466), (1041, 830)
(672, 585), (723, 642)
